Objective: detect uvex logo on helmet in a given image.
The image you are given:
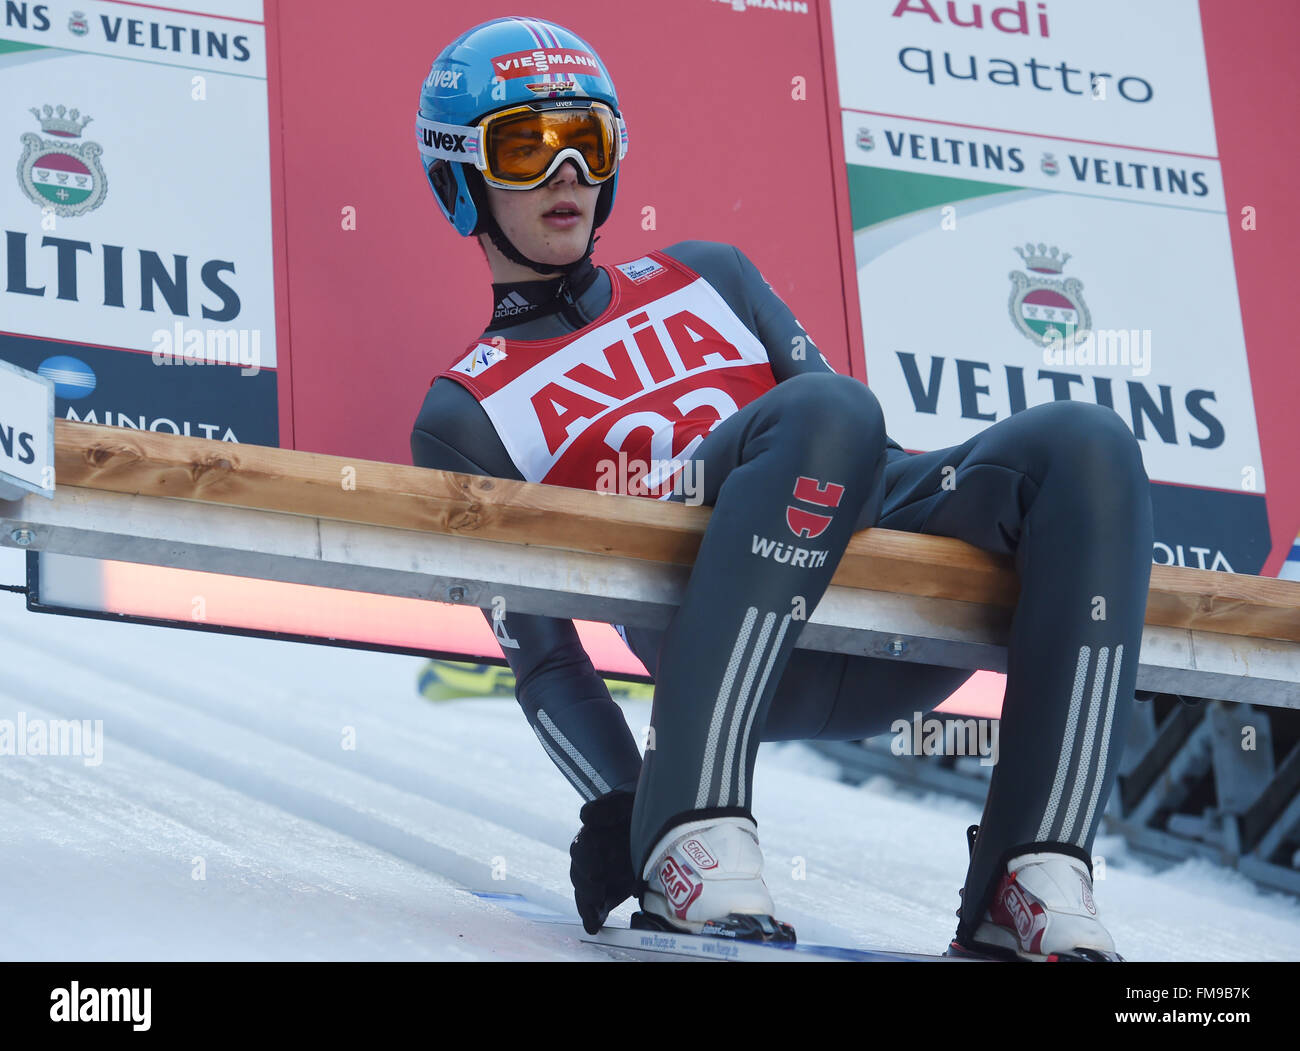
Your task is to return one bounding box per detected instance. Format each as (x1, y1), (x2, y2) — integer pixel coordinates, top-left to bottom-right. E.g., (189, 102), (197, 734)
(425, 68), (463, 90)
(423, 127), (467, 153)
(786, 476), (845, 540)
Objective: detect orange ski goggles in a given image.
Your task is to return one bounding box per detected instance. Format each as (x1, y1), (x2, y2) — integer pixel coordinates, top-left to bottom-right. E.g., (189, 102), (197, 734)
(418, 99), (627, 190)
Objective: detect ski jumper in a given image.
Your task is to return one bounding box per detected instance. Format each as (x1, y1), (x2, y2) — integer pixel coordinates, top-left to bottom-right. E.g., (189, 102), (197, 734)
(410, 240), (1153, 941)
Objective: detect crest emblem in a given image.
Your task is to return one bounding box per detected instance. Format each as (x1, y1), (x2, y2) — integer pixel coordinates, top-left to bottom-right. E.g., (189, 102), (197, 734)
(68, 11), (90, 36)
(856, 127), (874, 151)
(1040, 152), (1059, 176)
(18, 104), (108, 217)
(525, 79), (579, 96)
(1008, 242), (1090, 350)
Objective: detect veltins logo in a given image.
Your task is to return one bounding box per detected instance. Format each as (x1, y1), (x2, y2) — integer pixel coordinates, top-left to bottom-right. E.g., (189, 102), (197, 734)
(1007, 242), (1091, 350)
(18, 104), (107, 217)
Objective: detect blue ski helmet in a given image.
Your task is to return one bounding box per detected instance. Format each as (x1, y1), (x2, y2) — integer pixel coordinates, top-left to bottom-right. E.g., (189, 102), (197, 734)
(416, 16), (626, 239)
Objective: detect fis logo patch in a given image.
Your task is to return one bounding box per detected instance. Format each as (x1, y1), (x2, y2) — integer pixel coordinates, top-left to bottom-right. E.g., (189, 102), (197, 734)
(452, 342), (508, 377)
(785, 475), (844, 540)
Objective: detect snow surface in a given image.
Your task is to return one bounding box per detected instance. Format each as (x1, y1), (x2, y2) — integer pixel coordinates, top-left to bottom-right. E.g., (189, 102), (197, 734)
(2, 547), (1298, 962)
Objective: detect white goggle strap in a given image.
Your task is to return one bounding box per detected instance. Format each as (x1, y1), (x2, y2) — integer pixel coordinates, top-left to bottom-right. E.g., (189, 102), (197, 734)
(415, 115), (485, 169)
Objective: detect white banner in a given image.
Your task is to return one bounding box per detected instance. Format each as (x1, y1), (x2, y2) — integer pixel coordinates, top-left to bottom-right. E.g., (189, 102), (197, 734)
(0, 0), (265, 77)
(0, 358), (54, 500)
(831, 0), (1216, 155)
(843, 111), (1224, 213)
(0, 8), (274, 364)
(854, 188), (1264, 493)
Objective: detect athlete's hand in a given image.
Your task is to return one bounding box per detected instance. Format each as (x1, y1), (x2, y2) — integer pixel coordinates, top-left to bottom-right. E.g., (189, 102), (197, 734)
(569, 790), (637, 935)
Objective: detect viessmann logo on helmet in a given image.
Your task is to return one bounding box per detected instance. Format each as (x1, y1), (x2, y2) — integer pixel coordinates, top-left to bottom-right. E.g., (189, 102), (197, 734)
(492, 48), (601, 80)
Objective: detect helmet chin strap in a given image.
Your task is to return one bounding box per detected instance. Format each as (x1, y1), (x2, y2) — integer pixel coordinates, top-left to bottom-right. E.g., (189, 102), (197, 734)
(469, 167), (599, 277)
(483, 211), (597, 277)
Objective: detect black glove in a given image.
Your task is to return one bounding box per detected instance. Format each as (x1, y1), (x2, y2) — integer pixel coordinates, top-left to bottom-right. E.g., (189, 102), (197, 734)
(569, 790), (637, 935)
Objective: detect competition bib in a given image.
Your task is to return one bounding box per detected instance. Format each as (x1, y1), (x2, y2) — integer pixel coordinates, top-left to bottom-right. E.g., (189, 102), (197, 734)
(439, 250), (776, 496)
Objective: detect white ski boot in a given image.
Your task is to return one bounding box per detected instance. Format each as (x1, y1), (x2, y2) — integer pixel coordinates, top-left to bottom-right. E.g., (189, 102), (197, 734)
(632, 816), (795, 942)
(951, 840), (1122, 961)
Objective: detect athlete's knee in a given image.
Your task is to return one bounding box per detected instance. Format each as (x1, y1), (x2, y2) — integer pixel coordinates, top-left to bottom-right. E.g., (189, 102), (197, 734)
(1024, 401), (1148, 493)
(769, 373), (886, 453)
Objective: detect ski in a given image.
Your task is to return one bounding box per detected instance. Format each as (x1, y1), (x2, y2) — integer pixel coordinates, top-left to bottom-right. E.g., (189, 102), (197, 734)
(472, 891), (969, 962)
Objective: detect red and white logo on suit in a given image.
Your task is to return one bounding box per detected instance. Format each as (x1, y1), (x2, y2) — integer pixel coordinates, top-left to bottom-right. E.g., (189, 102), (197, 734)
(785, 476), (845, 539)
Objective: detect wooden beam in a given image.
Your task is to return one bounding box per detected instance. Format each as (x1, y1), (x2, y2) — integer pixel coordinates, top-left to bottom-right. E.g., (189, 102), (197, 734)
(51, 420), (1300, 644)
(8, 484), (1297, 707)
(1145, 567), (1300, 647)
